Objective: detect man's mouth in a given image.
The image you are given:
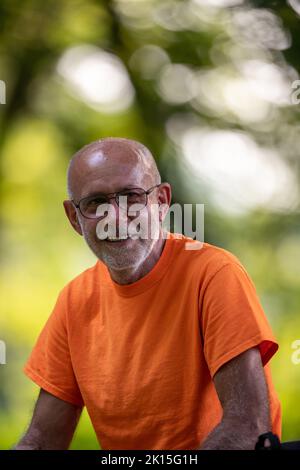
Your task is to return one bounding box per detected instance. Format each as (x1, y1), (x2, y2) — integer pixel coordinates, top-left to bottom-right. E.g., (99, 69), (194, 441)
(105, 236), (130, 242)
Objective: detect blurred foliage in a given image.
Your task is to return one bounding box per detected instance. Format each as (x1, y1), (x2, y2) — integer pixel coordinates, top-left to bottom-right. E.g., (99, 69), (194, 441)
(0, 0), (300, 449)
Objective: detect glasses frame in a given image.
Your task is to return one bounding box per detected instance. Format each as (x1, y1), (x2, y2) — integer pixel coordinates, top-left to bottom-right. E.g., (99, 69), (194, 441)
(71, 184), (161, 219)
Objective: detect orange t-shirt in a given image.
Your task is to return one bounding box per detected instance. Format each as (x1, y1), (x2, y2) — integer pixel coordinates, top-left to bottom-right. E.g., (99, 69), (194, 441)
(24, 232), (281, 449)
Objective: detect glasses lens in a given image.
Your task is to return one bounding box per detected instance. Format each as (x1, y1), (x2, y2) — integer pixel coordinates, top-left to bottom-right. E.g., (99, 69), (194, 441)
(118, 189), (147, 207)
(80, 195), (108, 218)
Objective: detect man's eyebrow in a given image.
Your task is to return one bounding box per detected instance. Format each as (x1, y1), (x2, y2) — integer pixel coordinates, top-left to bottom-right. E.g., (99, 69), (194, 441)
(81, 185), (141, 199)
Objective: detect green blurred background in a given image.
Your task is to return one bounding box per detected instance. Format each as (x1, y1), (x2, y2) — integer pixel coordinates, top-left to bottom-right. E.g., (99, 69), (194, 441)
(0, 0), (300, 449)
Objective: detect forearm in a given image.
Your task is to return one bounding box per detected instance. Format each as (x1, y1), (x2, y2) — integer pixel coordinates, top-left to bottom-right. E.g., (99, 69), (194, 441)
(14, 417), (79, 450)
(199, 418), (266, 450)
(13, 390), (82, 450)
(14, 430), (74, 450)
(13, 428), (45, 450)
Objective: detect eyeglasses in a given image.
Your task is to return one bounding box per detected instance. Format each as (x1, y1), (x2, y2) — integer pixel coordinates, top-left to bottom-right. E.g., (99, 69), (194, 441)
(72, 184), (161, 219)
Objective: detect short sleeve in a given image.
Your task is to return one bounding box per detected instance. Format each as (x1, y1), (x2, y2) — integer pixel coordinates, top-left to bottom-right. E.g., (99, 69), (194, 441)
(23, 286), (84, 406)
(200, 262), (279, 378)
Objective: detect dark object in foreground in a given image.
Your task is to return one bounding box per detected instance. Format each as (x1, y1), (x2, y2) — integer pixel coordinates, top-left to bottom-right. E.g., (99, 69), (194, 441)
(256, 432), (300, 450)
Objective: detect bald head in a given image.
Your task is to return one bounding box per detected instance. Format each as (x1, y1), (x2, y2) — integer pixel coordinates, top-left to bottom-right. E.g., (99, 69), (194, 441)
(67, 137), (161, 200)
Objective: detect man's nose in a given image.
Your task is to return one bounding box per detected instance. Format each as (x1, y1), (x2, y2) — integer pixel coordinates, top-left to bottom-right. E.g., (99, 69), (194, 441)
(109, 198), (128, 234)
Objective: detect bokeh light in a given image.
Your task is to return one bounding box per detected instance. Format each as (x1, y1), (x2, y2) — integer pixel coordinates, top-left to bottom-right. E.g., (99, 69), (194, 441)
(1, 0), (300, 450)
(57, 45), (135, 113)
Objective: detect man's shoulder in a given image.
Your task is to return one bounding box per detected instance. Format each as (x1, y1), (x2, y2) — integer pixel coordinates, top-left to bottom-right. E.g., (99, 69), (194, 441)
(170, 233), (244, 280)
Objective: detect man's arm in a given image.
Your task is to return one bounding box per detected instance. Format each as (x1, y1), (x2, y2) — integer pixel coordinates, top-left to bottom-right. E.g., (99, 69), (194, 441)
(199, 347), (271, 450)
(14, 389), (82, 450)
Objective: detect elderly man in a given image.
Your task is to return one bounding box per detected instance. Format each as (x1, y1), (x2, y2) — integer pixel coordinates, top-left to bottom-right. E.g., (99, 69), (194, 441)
(16, 137), (281, 450)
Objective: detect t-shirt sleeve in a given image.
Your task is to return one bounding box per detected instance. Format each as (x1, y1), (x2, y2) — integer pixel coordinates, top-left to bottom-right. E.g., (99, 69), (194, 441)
(200, 261), (279, 378)
(23, 286), (84, 407)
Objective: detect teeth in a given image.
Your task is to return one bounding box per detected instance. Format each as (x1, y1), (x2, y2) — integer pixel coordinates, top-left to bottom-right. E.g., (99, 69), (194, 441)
(107, 237), (128, 241)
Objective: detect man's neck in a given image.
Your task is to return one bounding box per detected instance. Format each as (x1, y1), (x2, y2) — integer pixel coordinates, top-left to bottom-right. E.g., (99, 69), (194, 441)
(107, 234), (166, 285)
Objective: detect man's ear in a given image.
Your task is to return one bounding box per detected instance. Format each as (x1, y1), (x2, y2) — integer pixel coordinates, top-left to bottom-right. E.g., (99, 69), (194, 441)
(157, 183), (172, 222)
(63, 200), (83, 236)
(158, 182), (172, 207)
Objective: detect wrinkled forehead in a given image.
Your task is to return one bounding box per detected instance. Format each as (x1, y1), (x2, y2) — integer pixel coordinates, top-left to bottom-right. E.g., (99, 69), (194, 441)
(70, 145), (152, 200)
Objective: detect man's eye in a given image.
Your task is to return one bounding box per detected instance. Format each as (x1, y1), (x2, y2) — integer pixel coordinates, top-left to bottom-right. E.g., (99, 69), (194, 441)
(89, 197), (106, 206)
(121, 191), (140, 197)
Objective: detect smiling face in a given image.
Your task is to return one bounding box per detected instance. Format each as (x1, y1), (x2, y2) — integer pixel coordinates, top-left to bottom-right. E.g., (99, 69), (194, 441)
(63, 138), (171, 273)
